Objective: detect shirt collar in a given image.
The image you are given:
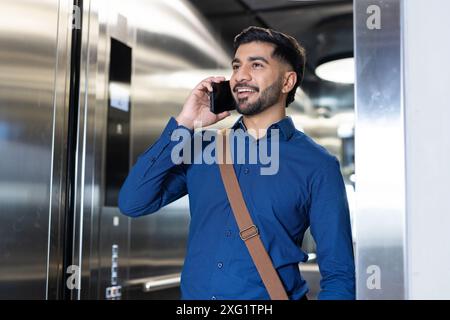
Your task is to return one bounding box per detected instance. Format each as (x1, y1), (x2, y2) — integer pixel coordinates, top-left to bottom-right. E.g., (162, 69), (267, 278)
(230, 115), (296, 141)
(231, 115), (247, 131)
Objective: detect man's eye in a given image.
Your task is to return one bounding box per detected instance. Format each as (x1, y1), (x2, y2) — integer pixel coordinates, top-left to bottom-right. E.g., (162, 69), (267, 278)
(253, 63), (263, 68)
(232, 65), (239, 70)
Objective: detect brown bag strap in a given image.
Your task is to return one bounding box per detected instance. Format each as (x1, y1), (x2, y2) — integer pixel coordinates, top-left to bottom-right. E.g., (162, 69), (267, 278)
(217, 128), (288, 300)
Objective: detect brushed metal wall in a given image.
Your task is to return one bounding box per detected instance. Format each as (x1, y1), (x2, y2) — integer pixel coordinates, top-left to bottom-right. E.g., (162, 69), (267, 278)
(0, 0), (73, 299)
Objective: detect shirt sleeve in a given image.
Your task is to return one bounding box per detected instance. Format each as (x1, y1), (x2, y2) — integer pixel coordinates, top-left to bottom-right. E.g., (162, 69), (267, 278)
(308, 157), (356, 300)
(118, 117), (193, 217)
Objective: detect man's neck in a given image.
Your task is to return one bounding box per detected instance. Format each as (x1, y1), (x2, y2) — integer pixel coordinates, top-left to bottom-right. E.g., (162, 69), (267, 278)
(241, 103), (286, 139)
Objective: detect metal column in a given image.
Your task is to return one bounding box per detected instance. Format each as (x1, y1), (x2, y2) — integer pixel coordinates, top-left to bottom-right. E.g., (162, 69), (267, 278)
(354, 0), (406, 299)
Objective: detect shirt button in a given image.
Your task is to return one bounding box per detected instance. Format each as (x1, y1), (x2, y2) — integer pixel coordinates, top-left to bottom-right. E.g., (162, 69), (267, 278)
(217, 262), (223, 269)
(225, 230), (231, 237)
(244, 168), (249, 174)
(211, 296), (216, 300)
(168, 130), (173, 136)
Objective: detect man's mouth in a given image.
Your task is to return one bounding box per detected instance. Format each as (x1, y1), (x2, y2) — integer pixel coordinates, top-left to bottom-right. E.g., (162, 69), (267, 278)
(235, 86), (258, 99)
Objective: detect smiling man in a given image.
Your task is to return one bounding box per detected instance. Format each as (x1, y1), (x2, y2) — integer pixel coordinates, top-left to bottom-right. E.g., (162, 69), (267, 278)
(118, 26), (355, 300)
(231, 42), (293, 119)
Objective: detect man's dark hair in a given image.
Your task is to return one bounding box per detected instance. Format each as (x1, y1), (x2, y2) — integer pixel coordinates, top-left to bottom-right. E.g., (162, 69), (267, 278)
(233, 26), (306, 107)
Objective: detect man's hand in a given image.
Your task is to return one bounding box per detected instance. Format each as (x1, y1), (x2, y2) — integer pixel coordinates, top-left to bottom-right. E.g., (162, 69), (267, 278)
(175, 76), (231, 130)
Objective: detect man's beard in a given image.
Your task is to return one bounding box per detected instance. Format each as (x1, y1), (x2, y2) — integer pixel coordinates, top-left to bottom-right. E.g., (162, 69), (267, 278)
(234, 76), (283, 116)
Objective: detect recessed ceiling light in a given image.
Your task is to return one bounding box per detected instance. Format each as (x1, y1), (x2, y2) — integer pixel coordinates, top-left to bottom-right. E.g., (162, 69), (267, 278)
(315, 57), (354, 84)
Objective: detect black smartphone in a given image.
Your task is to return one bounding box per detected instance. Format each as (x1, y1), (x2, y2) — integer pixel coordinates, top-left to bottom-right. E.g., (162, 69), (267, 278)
(210, 80), (236, 114)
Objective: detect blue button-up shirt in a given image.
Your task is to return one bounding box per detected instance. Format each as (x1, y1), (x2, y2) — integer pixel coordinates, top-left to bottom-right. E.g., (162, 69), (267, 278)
(118, 115), (355, 300)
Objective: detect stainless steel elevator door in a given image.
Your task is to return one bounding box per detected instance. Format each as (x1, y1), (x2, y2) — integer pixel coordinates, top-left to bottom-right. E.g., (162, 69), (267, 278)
(0, 0), (72, 299)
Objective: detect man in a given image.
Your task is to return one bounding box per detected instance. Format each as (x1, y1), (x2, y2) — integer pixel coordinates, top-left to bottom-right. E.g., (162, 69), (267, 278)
(118, 26), (355, 300)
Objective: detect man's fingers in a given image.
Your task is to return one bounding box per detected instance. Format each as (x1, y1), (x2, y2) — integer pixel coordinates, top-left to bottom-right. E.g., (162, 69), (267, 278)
(196, 76), (226, 92)
(216, 111), (231, 120)
(211, 76), (226, 83)
(197, 78), (215, 92)
(201, 81), (213, 93)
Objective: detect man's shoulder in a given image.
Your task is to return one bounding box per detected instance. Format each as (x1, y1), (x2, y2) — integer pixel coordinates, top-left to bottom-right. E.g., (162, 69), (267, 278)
(290, 130), (337, 161)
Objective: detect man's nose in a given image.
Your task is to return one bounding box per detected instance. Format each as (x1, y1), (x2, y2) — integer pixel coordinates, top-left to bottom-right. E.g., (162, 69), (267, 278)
(234, 65), (252, 83)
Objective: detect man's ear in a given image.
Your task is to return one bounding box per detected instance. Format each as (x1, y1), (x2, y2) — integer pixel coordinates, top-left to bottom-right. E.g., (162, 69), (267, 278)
(282, 71), (297, 93)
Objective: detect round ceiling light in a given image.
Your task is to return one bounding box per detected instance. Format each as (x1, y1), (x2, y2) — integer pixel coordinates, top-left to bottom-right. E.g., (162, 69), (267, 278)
(315, 57), (355, 84)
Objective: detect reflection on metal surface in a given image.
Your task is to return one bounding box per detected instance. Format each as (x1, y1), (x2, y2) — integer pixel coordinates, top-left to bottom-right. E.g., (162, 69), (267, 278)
(131, 273), (182, 292)
(124, 273), (181, 292)
(0, 0), (72, 299)
(354, 0), (405, 299)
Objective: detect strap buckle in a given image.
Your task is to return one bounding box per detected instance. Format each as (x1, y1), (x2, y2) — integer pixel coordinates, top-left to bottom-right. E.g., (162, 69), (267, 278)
(239, 225), (259, 241)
